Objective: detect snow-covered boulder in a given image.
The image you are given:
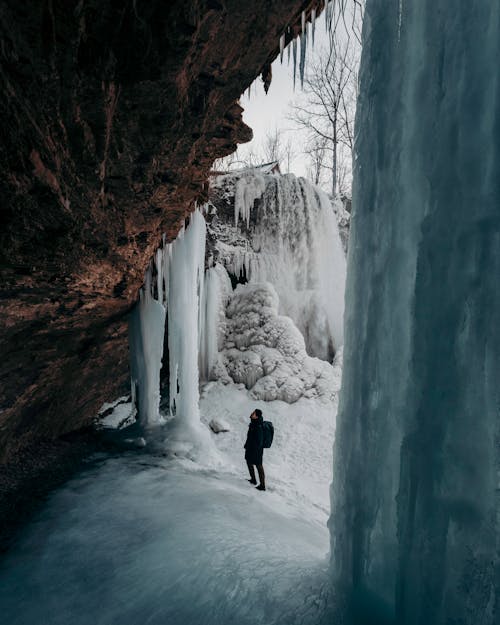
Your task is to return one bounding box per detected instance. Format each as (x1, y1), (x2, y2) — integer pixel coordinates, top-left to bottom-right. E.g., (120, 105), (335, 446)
(209, 418), (230, 434)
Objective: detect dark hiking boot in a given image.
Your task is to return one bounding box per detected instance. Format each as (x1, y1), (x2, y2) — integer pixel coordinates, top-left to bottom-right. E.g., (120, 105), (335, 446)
(256, 484), (266, 491)
(248, 478), (257, 485)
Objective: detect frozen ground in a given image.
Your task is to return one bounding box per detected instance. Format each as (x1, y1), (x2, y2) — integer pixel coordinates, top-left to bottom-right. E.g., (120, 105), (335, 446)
(0, 383), (339, 625)
(200, 376), (340, 526)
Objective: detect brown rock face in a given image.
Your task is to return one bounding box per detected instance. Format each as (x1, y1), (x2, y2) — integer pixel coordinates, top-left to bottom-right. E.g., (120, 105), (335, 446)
(0, 1), (322, 461)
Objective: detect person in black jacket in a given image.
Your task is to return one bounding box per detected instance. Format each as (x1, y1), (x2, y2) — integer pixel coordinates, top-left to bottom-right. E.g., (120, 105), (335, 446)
(244, 409), (266, 491)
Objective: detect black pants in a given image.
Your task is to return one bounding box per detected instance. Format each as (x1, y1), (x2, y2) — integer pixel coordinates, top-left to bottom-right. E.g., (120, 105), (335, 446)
(247, 461), (265, 487)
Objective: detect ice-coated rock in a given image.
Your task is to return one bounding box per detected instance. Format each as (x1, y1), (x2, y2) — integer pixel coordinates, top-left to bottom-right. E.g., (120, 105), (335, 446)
(208, 418), (230, 434)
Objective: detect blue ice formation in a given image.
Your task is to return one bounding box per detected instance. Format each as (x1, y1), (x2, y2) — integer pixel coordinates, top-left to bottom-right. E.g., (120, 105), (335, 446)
(330, 2), (499, 623)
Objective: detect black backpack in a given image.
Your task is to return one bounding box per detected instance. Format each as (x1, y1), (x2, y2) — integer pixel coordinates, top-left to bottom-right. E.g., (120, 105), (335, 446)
(262, 421), (274, 448)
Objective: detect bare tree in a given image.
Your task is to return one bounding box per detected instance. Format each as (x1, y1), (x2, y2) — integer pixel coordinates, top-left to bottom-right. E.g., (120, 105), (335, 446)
(289, 36), (358, 197)
(305, 135), (328, 186)
(261, 128), (295, 173)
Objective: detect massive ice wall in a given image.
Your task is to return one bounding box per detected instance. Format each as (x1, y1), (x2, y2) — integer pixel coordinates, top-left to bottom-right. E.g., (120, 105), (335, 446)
(330, 1), (499, 624)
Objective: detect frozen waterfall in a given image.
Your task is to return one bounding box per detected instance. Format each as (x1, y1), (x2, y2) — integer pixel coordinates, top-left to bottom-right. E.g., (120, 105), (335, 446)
(330, 1), (500, 624)
(213, 172), (346, 362)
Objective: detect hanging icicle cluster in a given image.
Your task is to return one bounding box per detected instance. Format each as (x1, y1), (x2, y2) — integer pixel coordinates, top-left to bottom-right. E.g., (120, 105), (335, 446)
(276, 0), (346, 90)
(129, 210), (207, 428)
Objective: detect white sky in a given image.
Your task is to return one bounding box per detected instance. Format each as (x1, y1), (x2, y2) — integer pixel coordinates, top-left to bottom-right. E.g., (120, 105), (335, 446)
(236, 27), (332, 182)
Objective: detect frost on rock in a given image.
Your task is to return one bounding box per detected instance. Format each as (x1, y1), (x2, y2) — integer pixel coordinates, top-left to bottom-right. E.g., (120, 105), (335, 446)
(215, 283), (337, 404)
(208, 417), (230, 434)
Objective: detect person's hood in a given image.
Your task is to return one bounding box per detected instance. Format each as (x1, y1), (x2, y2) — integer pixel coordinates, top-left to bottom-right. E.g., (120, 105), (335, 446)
(250, 416), (264, 425)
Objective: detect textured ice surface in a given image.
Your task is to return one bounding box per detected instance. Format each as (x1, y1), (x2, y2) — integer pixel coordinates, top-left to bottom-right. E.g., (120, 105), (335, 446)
(330, 1), (500, 623)
(213, 282), (340, 404)
(0, 456), (333, 625)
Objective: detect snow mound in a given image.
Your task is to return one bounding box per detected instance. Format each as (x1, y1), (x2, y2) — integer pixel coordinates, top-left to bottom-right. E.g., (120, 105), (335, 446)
(215, 283), (337, 404)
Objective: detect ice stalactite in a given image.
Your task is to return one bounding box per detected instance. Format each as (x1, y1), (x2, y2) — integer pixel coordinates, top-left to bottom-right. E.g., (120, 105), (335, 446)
(163, 211), (219, 459)
(161, 211), (206, 425)
(128, 265), (166, 428)
(330, 1), (500, 623)
(199, 264), (232, 382)
(130, 210), (218, 460)
(234, 173), (266, 227)
(292, 38), (297, 88)
(299, 26), (307, 87)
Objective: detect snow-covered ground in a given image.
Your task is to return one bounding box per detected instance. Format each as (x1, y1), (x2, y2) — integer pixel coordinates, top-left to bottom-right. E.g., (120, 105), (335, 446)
(0, 441), (335, 625)
(200, 370), (340, 527)
(0, 365), (340, 625)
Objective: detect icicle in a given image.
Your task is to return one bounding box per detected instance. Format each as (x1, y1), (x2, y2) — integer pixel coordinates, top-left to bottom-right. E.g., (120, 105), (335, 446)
(292, 38), (298, 89)
(199, 267), (222, 381)
(166, 210), (207, 424)
(156, 248), (163, 305)
(145, 261), (153, 297)
(325, 0), (334, 33)
(299, 27), (307, 88)
(287, 40), (291, 63)
(279, 33), (285, 63)
(234, 174), (265, 228)
(129, 263), (166, 427)
(311, 8), (316, 46)
(301, 10), (306, 34)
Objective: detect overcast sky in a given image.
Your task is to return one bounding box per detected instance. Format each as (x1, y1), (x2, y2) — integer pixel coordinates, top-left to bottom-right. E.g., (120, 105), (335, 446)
(236, 26), (332, 181)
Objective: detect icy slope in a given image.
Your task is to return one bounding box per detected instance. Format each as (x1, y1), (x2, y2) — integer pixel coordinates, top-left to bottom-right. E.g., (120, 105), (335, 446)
(0, 455), (333, 625)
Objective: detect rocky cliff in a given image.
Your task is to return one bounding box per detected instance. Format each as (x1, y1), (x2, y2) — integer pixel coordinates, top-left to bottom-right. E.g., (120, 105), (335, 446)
(0, 0), (323, 462)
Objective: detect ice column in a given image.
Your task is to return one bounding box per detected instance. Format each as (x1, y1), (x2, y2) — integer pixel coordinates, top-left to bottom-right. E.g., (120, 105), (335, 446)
(199, 267), (221, 381)
(129, 210), (210, 433)
(163, 210), (206, 424)
(129, 265), (166, 427)
(330, 1), (500, 623)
